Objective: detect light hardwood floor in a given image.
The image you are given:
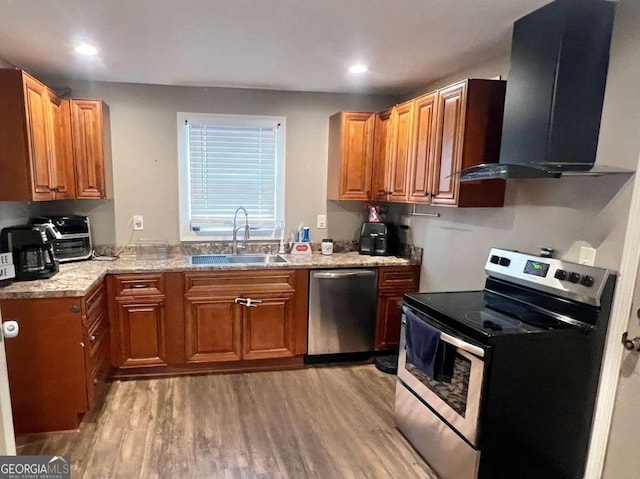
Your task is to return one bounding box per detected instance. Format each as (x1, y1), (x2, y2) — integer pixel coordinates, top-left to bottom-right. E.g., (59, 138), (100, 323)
(16, 365), (436, 479)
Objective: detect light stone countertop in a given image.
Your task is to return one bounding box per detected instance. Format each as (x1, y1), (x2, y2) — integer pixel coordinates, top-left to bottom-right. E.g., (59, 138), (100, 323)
(0, 252), (419, 299)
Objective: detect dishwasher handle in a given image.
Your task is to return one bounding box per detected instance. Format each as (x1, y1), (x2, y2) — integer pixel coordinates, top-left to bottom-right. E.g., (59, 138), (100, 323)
(313, 270), (377, 279)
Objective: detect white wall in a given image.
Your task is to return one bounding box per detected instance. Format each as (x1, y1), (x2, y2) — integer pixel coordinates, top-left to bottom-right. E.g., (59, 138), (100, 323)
(40, 81), (394, 246)
(395, 0), (639, 292)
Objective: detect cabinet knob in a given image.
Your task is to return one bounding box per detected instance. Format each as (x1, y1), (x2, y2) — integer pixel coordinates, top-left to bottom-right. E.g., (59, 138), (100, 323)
(90, 334), (97, 342)
(93, 378), (99, 385)
(71, 305), (81, 313)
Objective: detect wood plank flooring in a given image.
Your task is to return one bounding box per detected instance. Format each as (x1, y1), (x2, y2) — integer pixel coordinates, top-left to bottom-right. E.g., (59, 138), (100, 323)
(16, 365), (436, 479)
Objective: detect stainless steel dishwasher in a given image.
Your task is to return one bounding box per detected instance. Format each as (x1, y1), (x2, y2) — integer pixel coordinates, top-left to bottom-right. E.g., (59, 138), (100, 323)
(307, 269), (378, 356)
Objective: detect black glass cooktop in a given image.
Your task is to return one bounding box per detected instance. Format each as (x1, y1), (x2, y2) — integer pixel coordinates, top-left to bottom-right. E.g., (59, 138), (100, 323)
(404, 290), (574, 339)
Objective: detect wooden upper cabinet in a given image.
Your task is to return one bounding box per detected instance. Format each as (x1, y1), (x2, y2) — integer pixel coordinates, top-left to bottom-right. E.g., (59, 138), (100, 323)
(371, 109), (392, 201)
(387, 101), (414, 202)
(327, 111), (374, 200)
(71, 99), (109, 199)
(0, 69), (112, 201)
(408, 93), (438, 203)
(47, 94), (76, 199)
(431, 82), (466, 205)
(431, 79), (507, 207)
(22, 75), (54, 200)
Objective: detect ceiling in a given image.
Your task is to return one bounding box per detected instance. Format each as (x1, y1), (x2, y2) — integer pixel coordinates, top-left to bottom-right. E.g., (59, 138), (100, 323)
(0, 0), (551, 95)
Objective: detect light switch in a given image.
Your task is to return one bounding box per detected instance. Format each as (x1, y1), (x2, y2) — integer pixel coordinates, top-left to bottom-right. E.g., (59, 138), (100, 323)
(317, 214), (327, 229)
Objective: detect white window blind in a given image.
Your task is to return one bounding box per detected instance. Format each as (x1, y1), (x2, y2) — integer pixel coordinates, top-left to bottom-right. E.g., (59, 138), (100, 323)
(178, 113), (285, 239)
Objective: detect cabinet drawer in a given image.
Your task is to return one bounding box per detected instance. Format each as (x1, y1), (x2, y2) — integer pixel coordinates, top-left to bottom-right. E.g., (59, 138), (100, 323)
(84, 282), (106, 329)
(378, 266), (420, 291)
(87, 312), (108, 358)
(114, 274), (164, 297)
(184, 270), (296, 296)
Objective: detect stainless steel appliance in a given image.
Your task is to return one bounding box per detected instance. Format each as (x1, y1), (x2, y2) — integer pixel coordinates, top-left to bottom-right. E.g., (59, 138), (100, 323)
(395, 248), (616, 479)
(359, 222), (399, 256)
(0, 226), (58, 281)
(307, 269), (377, 356)
(31, 215), (92, 262)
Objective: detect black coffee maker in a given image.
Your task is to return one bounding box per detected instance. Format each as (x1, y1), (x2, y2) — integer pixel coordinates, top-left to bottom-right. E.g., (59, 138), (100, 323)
(0, 226), (59, 280)
(359, 222), (399, 256)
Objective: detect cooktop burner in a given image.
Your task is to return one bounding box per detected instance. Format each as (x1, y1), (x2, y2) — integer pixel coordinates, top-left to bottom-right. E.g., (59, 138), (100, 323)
(404, 290), (572, 338)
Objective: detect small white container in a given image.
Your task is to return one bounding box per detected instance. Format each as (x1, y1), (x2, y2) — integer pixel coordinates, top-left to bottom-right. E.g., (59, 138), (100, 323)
(321, 239), (334, 255)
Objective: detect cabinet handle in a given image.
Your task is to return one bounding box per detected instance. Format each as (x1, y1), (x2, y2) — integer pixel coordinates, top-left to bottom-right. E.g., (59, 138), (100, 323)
(90, 334), (97, 342)
(245, 298), (262, 307)
(234, 297), (248, 306)
(131, 284), (147, 289)
(425, 192), (432, 197)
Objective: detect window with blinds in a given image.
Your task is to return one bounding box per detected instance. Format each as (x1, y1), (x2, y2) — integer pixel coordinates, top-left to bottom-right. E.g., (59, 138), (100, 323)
(177, 113), (286, 240)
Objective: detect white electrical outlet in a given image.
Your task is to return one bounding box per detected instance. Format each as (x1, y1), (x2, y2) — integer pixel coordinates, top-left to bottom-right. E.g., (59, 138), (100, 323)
(133, 215), (144, 231)
(317, 214), (327, 229)
(579, 246), (596, 266)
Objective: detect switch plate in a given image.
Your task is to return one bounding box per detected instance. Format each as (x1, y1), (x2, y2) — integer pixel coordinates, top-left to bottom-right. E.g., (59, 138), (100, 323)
(317, 214), (327, 229)
(579, 246), (596, 266)
(133, 215), (144, 231)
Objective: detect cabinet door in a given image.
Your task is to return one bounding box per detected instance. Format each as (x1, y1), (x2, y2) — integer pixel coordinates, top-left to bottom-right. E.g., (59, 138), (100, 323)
(1, 298), (87, 433)
(184, 296), (242, 363)
(22, 75), (53, 200)
(339, 112), (374, 200)
(408, 93), (438, 204)
(115, 298), (167, 368)
(376, 266), (420, 351)
(375, 292), (405, 351)
(387, 102), (414, 202)
(241, 293), (295, 360)
(431, 82), (466, 206)
(71, 100), (106, 199)
(47, 94), (75, 199)
(371, 109), (392, 201)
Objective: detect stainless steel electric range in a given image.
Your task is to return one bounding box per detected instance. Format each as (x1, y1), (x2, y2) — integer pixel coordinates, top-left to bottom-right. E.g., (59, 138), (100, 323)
(395, 248), (616, 479)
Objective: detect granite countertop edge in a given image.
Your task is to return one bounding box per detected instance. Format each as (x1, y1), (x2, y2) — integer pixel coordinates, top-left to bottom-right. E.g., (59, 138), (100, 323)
(0, 253), (420, 300)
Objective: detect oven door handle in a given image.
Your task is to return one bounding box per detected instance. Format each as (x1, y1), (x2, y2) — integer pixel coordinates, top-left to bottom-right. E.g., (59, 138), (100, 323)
(440, 332), (485, 358)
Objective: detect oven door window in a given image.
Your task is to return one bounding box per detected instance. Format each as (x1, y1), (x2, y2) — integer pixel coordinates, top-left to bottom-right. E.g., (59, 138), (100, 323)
(405, 353), (471, 417)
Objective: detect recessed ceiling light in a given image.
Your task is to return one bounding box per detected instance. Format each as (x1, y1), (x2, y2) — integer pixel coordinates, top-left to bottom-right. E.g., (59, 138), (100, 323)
(349, 63), (369, 74)
(75, 43), (98, 56)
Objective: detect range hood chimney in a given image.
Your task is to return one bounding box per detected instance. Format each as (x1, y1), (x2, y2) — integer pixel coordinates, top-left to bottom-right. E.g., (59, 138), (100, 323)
(460, 0), (632, 181)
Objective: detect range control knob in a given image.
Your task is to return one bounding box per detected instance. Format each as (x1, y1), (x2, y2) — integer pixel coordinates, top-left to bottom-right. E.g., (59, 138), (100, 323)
(580, 275), (595, 287)
(499, 257), (511, 267)
(554, 269), (567, 281)
(568, 272), (581, 284)
(490, 255), (500, 264)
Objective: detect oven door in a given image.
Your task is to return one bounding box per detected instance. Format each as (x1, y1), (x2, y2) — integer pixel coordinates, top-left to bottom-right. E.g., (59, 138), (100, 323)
(397, 306), (485, 446)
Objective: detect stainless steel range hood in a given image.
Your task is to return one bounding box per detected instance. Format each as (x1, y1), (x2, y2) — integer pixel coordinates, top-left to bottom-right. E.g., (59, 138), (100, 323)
(459, 0), (633, 182)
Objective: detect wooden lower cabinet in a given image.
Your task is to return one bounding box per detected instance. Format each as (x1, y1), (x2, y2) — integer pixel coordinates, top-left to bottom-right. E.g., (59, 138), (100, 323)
(242, 293), (296, 360)
(375, 266), (420, 351)
(183, 269), (308, 365)
(184, 296), (242, 363)
(109, 273), (168, 368)
(114, 298), (167, 368)
(0, 279), (109, 433)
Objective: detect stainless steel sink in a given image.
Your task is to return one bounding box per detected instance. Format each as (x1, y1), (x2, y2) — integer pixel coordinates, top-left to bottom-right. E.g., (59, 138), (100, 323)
(190, 254), (287, 265)
(227, 254), (287, 264)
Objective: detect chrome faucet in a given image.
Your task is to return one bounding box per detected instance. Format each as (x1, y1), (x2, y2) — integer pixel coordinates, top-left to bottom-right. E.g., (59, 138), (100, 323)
(232, 207), (250, 255)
